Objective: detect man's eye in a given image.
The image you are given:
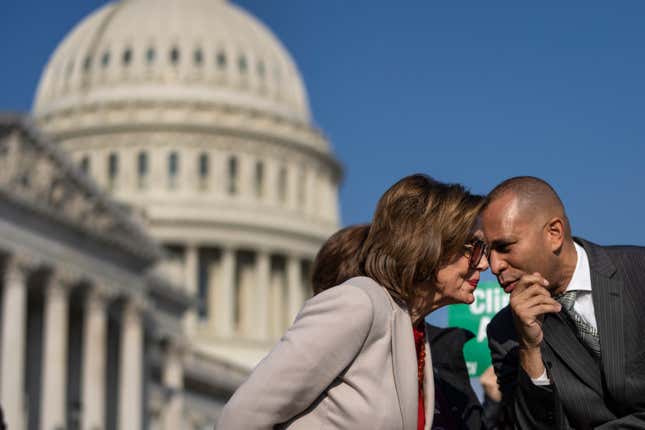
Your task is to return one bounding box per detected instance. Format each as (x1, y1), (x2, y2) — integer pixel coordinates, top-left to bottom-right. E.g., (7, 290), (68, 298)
(497, 244), (511, 253)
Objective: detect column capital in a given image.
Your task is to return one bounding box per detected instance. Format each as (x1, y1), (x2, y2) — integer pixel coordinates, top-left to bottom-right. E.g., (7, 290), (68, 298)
(3, 253), (37, 284)
(43, 268), (78, 296)
(164, 336), (191, 361)
(122, 294), (149, 319)
(85, 282), (116, 312)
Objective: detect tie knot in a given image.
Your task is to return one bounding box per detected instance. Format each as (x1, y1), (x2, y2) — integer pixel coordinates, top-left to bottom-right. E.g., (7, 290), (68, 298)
(555, 291), (577, 311)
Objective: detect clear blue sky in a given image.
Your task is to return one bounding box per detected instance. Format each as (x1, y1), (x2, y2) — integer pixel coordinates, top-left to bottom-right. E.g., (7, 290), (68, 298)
(3, 1), (645, 251)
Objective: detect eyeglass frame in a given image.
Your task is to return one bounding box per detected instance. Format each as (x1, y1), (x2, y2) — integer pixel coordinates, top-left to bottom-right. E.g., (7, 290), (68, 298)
(464, 239), (490, 270)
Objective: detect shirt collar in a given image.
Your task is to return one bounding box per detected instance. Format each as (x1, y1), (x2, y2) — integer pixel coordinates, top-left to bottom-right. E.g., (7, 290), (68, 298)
(564, 242), (592, 293)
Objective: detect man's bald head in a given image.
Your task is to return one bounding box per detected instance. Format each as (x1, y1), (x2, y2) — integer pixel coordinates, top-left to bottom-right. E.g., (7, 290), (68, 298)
(485, 176), (571, 238)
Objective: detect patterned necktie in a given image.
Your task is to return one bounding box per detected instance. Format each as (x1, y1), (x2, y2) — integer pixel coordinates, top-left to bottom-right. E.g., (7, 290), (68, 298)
(555, 291), (601, 359)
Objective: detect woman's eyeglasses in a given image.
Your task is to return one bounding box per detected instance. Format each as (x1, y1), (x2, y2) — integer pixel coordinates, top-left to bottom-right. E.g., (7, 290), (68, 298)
(464, 239), (490, 270)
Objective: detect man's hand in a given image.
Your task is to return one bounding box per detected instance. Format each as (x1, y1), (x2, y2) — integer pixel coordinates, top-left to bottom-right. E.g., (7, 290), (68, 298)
(480, 365), (502, 402)
(510, 272), (561, 378)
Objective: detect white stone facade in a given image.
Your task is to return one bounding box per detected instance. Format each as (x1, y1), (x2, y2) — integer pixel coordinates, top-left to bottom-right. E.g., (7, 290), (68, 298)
(3, 0), (344, 428)
(0, 117), (193, 430)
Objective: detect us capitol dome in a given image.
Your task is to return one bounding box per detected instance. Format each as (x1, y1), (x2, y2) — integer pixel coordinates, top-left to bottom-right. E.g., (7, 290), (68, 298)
(30, 0), (342, 427)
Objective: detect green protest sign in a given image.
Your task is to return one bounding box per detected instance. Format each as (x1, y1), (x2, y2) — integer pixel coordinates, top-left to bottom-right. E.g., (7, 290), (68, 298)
(447, 281), (509, 377)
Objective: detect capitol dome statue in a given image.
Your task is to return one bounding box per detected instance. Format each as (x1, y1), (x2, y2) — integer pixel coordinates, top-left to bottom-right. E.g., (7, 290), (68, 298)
(29, 0), (342, 427)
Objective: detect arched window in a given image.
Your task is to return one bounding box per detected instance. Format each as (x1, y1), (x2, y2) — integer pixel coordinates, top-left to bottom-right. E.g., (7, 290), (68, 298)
(228, 156), (238, 195)
(198, 152), (209, 190)
(108, 152), (118, 190)
(137, 151), (148, 189)
(277, 166), (287, 204)
(168, 152), (179, 189)
(254, 161), (264, 198)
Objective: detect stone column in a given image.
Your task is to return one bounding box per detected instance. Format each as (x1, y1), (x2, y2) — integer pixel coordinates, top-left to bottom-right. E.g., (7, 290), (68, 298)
(162, 340), (185, 430)
(214, 247), (235, 337)
(0, 257), (29, 430)
(81, 285), (110, 430)
(287, 256), (303, 323)
(183, 244), (199, 336)
(255, 250), (270, 341)
(118, 298), (144, 430)
(40, 272), (71, 430)
(269, 269), (286, 338)
(238, 260), (255, 336)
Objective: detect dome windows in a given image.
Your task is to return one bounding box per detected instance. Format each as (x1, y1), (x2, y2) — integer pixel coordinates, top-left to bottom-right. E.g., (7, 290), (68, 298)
(146, 47), (156, 65)
(101, 51), (110, 68)
(198, 152), (209, 190)
(170, 46), (180, 66)
(238, 55), (248, 74)
(122, 48), (133, 66)
(254, 161), (264, 198)
(168, 151), (179, 189)
(107, 152), (118, 190)
(80, 156), (90, 174)
(277, 166), (287, 204)
(83, 56), (92, 72)
(194, 49), (203, 67)
(137, 151), (148, 189)
(216, 51), (227, 69)
(227, 156), (238, 195)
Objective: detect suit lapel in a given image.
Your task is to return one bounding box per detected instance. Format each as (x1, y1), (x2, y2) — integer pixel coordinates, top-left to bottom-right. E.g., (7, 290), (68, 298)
(391, 304), (418, 430)
(583, 240), (627, 407)
(542, 312), (603, 394)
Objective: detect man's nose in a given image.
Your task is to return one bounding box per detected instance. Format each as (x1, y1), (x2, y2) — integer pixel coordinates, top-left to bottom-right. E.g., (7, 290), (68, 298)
(489, 252), (505, 275)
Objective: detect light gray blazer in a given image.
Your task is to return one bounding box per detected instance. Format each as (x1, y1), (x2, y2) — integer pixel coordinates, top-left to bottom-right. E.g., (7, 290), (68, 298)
(215, 276), (435, 430)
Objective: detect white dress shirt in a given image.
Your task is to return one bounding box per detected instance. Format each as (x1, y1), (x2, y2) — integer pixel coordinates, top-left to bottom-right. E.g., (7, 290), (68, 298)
(531, 242), (596, 385)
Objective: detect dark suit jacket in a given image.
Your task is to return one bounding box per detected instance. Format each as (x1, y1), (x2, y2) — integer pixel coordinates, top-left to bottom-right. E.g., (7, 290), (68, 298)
(487, 239), (645, 430)
(427, 324), (487, 430)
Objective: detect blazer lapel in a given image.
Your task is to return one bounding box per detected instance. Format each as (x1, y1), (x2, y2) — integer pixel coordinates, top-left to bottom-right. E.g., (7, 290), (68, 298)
(582, 239), (627, 407)
(542, 312), (603, 394)
(423, 325), (435, 430)
(391, 304), (418, 430)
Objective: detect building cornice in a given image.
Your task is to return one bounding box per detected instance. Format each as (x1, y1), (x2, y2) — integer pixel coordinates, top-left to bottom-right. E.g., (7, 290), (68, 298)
(0, 112), (163, 264)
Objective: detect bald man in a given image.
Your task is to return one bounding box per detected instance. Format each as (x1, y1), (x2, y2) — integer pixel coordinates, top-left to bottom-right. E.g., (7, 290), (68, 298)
(482, 176), (645, 430)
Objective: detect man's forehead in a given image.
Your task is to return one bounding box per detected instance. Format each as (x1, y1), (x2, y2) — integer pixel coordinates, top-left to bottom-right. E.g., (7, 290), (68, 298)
(482, 195), (522, 235)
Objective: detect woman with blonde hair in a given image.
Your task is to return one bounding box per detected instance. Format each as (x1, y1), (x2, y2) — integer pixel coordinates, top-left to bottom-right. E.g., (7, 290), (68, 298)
(217, 174), (490, 430)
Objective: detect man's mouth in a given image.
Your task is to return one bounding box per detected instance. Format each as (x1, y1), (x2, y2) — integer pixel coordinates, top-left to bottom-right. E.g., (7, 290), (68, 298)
(502, 280), (518, 293)
(468, 278), (479, 288)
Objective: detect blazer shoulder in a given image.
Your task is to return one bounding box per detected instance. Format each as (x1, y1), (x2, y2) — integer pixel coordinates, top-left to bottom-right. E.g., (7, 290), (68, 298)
(304, 277), (391, 330)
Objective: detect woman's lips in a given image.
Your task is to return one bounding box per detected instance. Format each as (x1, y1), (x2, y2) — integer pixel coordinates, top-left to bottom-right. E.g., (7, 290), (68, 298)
(468, 279), (479, 288)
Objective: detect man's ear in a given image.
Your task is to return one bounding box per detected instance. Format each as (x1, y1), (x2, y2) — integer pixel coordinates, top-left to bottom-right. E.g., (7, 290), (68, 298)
(545, 217), (565, 253)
